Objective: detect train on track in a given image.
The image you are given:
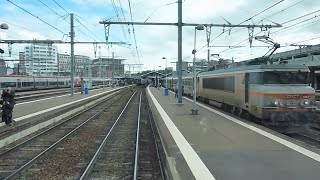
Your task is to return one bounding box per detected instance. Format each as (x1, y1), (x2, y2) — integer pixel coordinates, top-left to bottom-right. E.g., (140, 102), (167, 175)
(162, 64), (317, 132)
(0, 75), (112, 92)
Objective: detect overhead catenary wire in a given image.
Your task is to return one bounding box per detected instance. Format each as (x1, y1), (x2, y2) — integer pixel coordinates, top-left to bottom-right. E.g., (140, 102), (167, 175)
(217, 8), (320, 54)
(291, 36), (320, 44)
(36, 1), (104, 57)
(111, 0), (129, 42)
(281, 9), (320, 25)
(37, 0), (62, 17)
(74, 16), (102, 42)
(277, 18), (320, 35)
(259, 0), (305, 23)
(52, 0), (69, 15)
(190, 0), (286, 62)
(213, 0), (305, 44)
(114, 0), (139, 67)
(271, 14), (320, 34)
(127, 0), (141, 67)
(209, 0), (285, 45)
(109, 0), (139, 70)
(6, 0), (67, 36)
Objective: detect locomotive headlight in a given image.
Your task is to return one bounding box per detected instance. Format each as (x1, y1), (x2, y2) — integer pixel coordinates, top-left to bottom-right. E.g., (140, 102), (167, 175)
(300, 99), (310, 106)
(279, 101), (286, 107)
(273, 99), (280, 107)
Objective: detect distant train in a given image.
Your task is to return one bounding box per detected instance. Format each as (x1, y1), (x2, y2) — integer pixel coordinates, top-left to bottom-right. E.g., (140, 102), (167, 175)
(0, 75), (112, 92)
(136, 78), (149, 86)
(162, 64), (317, 131)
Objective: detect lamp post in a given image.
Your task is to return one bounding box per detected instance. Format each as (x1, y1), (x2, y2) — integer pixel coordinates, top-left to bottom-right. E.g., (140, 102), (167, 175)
(158, 65), (161, 89)
(191, 24), (205, 115)
(0, 23), (9, 55)
(0, 23), (8, 92)
(0, 23), (9, 30)
(162, 57), (167, 88)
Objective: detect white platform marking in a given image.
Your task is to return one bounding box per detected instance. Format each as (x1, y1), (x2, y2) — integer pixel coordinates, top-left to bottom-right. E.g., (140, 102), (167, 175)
(180, 91), (320, 162)
(147, 87), (216, 180)
(0, 87), (123, 127)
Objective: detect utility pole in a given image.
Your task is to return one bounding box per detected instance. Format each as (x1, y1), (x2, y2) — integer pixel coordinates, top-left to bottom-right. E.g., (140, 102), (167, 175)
(70, 13), (75, 96)
(112, 52), (115, 87)
(99, 3), (282, 104)
(177, 0), (183, 103)
(206, 26), (212, 69)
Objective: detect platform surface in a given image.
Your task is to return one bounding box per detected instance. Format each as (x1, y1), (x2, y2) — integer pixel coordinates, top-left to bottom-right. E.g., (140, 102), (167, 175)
(12, 87), (116, 119)
(147, 87), (320, 180)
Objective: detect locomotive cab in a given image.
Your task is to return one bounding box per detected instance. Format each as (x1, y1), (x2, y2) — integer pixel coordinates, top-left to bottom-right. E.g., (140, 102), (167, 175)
(242, 65), (316, 126)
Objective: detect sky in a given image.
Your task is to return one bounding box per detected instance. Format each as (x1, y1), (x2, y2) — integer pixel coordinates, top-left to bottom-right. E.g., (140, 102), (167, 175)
(1, 0), (320, 72)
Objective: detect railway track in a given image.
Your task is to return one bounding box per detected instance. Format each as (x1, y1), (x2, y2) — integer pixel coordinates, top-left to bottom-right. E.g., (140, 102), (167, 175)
(0, 89), (129, 179)
(287, 132), (320, 148)
(0, 87), (163, 179)
(80, 90), (163, 180)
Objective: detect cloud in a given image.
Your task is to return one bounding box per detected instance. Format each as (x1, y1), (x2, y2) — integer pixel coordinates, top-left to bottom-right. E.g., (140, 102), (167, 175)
(16, 30), (46, 40)
(1, 0), (320, 71)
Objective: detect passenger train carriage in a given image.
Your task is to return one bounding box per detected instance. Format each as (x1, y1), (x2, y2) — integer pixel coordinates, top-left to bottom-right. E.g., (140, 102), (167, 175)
(0, 75), (111, 92)
(163, 64), (317, 129)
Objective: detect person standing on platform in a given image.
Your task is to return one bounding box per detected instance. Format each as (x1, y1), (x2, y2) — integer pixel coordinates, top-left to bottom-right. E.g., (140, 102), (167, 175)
(1, 88), (15, 126)
(175, 83), (178, 98)
(182, 85), (185, 96)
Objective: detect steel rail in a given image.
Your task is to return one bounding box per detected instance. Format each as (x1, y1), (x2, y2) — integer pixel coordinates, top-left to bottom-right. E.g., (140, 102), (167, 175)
(133, 92), (142, 180)
(147, 92), (166, 180)
(0, 90), (120, 157)
(79, 91), (137, 180)
(3, 91), (123, 180)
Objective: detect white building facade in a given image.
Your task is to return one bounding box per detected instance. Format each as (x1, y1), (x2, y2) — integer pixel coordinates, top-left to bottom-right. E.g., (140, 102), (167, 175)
(25, 44), (58, 76)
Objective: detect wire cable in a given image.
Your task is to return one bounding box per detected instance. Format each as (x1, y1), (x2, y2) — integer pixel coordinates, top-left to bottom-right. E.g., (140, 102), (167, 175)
(216, 9), (320, 54)
(74, 16), (102, 42)
(214, 0), (305, 44)
(209, 0), (285, 44)
(271, 14), (320, 34)
(52, 0), (69, 14)
(6, 0), (67, 35)
(37, 0), (62, 17)
(291, 36), (320, 44)
(282, 9), (320, 25)
(127, 0), (141, 65)
(111, 0), (129, 42)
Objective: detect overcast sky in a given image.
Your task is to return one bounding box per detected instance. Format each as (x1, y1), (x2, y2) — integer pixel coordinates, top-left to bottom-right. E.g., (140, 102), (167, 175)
(1, 0), (320, 71)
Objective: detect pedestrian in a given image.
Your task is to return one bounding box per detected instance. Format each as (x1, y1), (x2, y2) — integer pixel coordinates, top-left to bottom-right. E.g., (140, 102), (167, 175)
(175, 83), (178, 98)
(182, 85), (185, 96)
(0, 89), (5, 122)
(1, 87), (15, 126)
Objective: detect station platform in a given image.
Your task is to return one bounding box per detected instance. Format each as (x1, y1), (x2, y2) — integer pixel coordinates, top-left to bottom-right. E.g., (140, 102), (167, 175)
(147, 86), (320, 180)
(1, 87), (119, 128)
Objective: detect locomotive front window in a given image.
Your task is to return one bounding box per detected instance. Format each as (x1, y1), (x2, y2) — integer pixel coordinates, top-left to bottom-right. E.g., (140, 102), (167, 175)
(263, 71), (308, 84)
(247, 71), (309, 84)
